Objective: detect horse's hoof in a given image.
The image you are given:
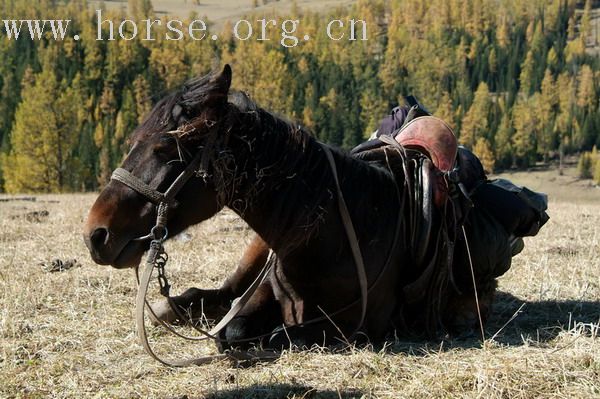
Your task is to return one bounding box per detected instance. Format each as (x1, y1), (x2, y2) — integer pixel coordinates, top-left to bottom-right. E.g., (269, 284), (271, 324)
(150, 299), (181, 326)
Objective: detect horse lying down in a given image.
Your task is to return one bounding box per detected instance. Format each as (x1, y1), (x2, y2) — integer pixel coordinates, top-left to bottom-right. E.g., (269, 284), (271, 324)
(84, 65), (548, 354)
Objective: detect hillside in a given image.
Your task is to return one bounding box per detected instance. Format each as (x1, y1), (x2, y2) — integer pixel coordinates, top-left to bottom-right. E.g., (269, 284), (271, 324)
(91, 0), (357, 27)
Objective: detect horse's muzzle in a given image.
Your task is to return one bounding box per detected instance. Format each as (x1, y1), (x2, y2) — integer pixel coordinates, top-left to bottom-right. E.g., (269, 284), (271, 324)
(83, 227), (142, 269)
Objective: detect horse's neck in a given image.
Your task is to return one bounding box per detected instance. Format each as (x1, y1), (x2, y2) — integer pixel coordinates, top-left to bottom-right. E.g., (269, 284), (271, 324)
(223, 110), (329, 253)
(224, 109), (400, 257)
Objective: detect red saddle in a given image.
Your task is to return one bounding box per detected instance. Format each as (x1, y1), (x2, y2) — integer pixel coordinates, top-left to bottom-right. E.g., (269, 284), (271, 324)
(395, 116), (458, 172)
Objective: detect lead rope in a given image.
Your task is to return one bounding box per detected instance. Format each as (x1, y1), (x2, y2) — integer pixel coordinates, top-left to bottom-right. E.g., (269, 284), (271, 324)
(135, 203), (281, 366)
(135, 203), (229, 366)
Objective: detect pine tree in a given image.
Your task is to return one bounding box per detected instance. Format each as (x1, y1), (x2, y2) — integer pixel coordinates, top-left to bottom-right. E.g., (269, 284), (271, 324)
(538, 69), (558, 162)
(494, 111), (514, 167)
(512, 94), (539, 166)
(150, 44), (189, 91)
(227, 41), (291, 116)
(435, 92), (454, 129)
(556, 72), (576, 173)
(460, 82), (490, 148)
(519, 50), (535, 95)
(1, 69), (80, 192)
(134, 76), (152, 124)
(359, 89), (387, 139)
(546, 47), (558, 73)
(577, 65), (595, 111)
(496, 15), (510, 49)
(473, 137), (495, 173)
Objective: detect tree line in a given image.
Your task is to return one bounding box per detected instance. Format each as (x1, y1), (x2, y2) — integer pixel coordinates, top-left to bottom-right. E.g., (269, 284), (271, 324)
(0, 0), (598, 192)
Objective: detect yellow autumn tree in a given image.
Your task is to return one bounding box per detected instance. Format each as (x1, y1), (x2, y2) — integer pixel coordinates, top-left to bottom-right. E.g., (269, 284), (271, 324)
(537, 69), (558, 162)
(435, 92), (455, 129)
(460, 82), (490, 148)
(473, 137), (495, 173)
(224, 41), (292, 116)
(577, 65), (595, 111)
(1, 68), (80, 192)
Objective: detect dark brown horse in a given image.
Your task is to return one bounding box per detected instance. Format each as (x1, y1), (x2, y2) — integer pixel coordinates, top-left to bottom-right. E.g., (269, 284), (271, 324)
(84, 66), (503, 350)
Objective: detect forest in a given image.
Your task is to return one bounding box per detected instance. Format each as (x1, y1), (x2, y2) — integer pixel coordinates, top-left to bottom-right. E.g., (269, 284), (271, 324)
(0, 0), (598, 192)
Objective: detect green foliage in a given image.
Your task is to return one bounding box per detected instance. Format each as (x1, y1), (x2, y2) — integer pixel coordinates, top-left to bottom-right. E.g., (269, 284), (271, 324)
(0, 0), (598, 192)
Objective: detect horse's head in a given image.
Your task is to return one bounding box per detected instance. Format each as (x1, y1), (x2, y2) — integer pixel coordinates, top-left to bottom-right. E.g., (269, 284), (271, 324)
(84, 65), (233, 268)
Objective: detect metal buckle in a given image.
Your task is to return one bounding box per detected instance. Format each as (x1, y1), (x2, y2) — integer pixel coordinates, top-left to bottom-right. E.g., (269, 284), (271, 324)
(151, 225), (169, 242)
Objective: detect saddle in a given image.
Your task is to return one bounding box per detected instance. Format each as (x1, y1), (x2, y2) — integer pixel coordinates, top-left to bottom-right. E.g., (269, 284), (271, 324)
(354, 116), (460, 269)
(393, 117), (459, 268)
(352, 107), (549, 334)
(394, 116), (458, 173)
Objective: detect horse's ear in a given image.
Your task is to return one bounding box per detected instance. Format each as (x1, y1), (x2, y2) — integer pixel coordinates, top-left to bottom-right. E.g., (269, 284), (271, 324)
(178, 66), (233, 123)
(213, 64), (232, 95)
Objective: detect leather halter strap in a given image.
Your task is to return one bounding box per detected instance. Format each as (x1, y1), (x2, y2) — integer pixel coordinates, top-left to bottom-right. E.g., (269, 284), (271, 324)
(110, 152), (204, 241)
(111, 151), (204, 207)
(111, 168), (169, 205)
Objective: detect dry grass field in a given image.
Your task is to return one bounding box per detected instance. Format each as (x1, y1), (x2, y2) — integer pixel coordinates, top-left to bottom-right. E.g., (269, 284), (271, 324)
(0, 166), (599, 398)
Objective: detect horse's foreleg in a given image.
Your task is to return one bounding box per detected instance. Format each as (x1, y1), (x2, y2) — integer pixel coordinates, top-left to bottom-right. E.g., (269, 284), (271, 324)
(218, 280), (282, 352)
(152, 234), (270, 325)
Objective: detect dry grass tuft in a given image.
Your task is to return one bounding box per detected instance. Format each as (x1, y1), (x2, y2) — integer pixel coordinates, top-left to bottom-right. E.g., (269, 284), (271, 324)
(1, 168), (598, 398)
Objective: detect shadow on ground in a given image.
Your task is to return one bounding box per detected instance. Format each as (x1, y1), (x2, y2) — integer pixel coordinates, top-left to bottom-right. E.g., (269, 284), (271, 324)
(484, 291), (600, 344)
(202, 384), (364, 399)
(389, 291), (600, 353)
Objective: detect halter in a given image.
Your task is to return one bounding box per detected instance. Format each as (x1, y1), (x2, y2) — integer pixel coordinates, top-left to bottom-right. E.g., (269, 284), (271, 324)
(109, 134), (245, 366)
(110, 148), (204, 242)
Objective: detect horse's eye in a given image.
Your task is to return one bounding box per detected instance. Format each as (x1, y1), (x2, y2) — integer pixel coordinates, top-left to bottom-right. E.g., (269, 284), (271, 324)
(160, 135), (174, 144)
(153, 135), (175, 155)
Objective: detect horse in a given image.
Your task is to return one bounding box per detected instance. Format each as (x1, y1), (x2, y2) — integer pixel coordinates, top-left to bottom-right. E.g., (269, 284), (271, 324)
(84, 65), (502, 351)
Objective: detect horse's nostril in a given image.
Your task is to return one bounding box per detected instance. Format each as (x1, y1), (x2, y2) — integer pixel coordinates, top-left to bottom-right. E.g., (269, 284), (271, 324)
(90, 227), (109, 249)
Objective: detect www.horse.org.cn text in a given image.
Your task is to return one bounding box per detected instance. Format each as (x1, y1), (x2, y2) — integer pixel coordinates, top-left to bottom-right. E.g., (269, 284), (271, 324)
(1, 10), (368, 48)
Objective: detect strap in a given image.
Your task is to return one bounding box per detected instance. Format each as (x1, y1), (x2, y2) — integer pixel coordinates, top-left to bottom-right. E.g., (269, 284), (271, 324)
(111, 168), (167, 204)
(162, 152), (203, 202)
(111, 151), (204, 206)
(135, 246), (277, 366)
(136, 242), (228, 366)
(321, 144), (369, 332)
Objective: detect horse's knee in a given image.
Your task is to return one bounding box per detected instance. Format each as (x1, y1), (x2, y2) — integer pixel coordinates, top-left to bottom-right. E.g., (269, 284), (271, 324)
(218, 283), (281, 351)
